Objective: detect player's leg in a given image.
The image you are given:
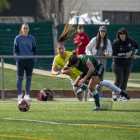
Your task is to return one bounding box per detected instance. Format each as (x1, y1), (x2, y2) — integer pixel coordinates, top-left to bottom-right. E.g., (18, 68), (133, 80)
(112, 63), (124, 101)
(99, 80), (130, 100)
(24, 59), (34, 101)
(70, 77), (85, 101)
(89, 75), (102, 110)
(119, 63), (132, 101)
(75, 73), (88, 95)
(17, 60), (25, 101)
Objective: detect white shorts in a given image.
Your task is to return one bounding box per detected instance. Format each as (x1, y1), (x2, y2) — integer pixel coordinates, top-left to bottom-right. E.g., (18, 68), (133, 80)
(70, 78), (77, 90)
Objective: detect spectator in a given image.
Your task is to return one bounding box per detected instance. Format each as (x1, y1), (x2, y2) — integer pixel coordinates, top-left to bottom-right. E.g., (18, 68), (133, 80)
(112, 28), (138, 101)
(13, 23), (37, 101)
(73, 25), (89, 55)
(85, 26), (112, 101)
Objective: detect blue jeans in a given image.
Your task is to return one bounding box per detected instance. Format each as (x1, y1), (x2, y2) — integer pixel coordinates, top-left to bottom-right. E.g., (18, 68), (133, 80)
(16, 59), (34, 95)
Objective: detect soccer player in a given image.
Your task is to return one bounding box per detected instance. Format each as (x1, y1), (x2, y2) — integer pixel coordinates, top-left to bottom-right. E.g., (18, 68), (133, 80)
(51, 23), (85, 101)
(62, 50), (130, 110)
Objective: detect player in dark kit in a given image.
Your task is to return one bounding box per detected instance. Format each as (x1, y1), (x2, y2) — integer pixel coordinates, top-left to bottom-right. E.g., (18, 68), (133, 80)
(62, 50), (130, 110)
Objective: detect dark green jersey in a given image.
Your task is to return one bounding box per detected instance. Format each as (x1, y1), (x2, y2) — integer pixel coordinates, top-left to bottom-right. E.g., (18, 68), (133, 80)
(67, 55), (99, 73)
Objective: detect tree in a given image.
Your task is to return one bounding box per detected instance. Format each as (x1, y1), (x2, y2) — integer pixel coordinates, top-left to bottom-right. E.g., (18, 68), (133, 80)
(0, 0), (11, 13)
(36, 0), (64, 24)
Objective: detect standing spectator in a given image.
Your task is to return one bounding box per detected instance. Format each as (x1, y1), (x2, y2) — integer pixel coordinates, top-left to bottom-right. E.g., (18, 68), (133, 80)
(14, 23), (37, 101)
(85, 26), (112, 101)
(73, 25), (89, 55)
(112, 28), (138, 101)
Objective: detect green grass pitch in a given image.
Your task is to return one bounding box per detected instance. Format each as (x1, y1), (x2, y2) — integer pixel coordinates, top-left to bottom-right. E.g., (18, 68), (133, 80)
(0, 101), (140, 140)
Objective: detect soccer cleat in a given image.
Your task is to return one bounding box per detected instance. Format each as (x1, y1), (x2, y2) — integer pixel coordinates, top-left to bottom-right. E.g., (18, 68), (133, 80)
(119, 96), (128, 101)
(99, 97), (105, 101)
(112, 92), (117, 101)
(24, 95), (32, 101)
(17, 95), (22, 101)
(120, 90), (130, 100)
(91, 106), (102, 111)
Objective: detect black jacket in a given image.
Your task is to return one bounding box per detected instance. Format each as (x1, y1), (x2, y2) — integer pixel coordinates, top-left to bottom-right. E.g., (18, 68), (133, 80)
(112, 38), (138, 67)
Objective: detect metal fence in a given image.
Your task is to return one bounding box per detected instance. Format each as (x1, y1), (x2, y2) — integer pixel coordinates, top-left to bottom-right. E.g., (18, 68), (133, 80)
(1, 55), (140, 101)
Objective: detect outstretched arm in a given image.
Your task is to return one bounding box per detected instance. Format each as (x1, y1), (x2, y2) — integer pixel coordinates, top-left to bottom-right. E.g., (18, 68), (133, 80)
(51, 65), (61, 75)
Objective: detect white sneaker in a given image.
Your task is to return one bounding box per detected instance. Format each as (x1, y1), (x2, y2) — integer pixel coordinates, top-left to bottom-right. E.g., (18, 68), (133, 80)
(24, 95), (32, 101)
(91, 106), (102, 111)
(112, 92), (117, 101)
(119, 96), (128, 101)
(99, 97), (105, 101)
(89, 97), (95, 101)
(17, 95), (22, 101)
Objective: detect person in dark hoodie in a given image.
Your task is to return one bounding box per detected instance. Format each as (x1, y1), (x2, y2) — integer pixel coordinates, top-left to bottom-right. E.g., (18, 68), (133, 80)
(112, 28), (138, 101)
(14, 23), (37, 101)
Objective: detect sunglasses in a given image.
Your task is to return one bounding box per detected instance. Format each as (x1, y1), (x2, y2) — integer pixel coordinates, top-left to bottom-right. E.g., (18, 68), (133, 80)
(119, 32), (126, 35)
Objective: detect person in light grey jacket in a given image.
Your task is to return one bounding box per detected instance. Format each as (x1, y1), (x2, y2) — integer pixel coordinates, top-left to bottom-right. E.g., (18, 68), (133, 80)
(85, 26), (112, 101)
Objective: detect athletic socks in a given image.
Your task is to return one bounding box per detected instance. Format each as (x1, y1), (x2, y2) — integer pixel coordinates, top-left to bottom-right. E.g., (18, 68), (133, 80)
(79, 83), (87, 90)
(91, 90), (100, 107)
(100, 80), (121, 93)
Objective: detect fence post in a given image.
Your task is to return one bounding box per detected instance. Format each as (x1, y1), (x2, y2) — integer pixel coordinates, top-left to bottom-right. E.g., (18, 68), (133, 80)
(1, 58), (4, 101)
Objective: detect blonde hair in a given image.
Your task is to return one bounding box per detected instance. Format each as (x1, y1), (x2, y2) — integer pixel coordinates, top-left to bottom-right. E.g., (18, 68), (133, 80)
(19, 23), (29, 35)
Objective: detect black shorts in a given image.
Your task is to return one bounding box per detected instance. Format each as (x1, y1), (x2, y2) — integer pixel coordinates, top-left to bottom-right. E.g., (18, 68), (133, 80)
(80, 64), (104, 81)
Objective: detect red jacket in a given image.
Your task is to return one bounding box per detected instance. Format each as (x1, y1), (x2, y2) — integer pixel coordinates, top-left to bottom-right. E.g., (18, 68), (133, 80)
(73, 32), (89, 54)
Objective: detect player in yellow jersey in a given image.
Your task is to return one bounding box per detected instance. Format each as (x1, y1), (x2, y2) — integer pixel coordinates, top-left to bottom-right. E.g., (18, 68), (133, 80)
(51, 22), (85, 101)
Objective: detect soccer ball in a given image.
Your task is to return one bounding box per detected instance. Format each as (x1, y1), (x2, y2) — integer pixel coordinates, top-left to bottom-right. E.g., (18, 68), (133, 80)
(18, 99), (30, 112)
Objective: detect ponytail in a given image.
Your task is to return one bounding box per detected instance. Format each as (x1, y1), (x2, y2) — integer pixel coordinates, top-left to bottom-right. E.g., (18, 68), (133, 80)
(72, 50), (78, 56)
(58, 21), (76, 44)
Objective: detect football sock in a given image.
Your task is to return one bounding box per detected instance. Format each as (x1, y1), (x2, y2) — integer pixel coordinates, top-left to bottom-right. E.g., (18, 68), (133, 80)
(17, 76), (23, 95)
(25, 76), (32, 94)
(100, 80), (121, 93)
(91, 90), (100, 107)
(79, 83), (87, 90)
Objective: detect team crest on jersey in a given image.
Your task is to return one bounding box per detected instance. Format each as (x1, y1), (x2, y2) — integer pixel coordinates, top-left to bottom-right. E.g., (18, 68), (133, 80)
(78, 55), (83, 59)
(128, 43), (131, 47)
(81, 37), (84, 39)
(119, 46), (123, 50)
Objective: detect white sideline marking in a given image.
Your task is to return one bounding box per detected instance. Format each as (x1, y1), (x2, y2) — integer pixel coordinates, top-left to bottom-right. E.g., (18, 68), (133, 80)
(4, 118), (140, 127)
(4, 118), (64, 124)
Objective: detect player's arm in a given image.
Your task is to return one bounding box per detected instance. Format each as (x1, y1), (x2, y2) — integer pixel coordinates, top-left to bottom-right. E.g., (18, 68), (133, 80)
(61, 65), (73, 76)
(51, 65), (61, 75)
(78, 60), (95, 85)
(61, 62), (73, 76)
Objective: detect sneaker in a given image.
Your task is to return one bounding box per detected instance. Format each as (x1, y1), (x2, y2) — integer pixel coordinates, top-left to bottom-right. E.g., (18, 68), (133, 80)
(112, 92), (117, 101)
(89, 97), (95, 101)
(119, 96), (128, 101)
(17, 95), (22, 101)
(120, 90), (130, 100)
(91, 106), (102, 111)
(99, 97), (105, 101)
(24, 95), (32, 101)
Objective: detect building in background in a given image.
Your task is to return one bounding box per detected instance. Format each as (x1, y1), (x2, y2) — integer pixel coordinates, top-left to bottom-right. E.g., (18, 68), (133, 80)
(63, 0), (140, 24)
(0, 0), (140, 24)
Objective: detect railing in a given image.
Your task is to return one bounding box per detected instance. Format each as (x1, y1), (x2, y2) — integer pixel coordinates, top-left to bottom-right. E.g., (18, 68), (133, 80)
(1, 55), (140, 101)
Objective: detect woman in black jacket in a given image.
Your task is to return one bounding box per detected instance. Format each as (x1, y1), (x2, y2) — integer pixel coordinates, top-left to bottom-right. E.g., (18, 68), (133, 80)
(112, 28), (138, 101)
